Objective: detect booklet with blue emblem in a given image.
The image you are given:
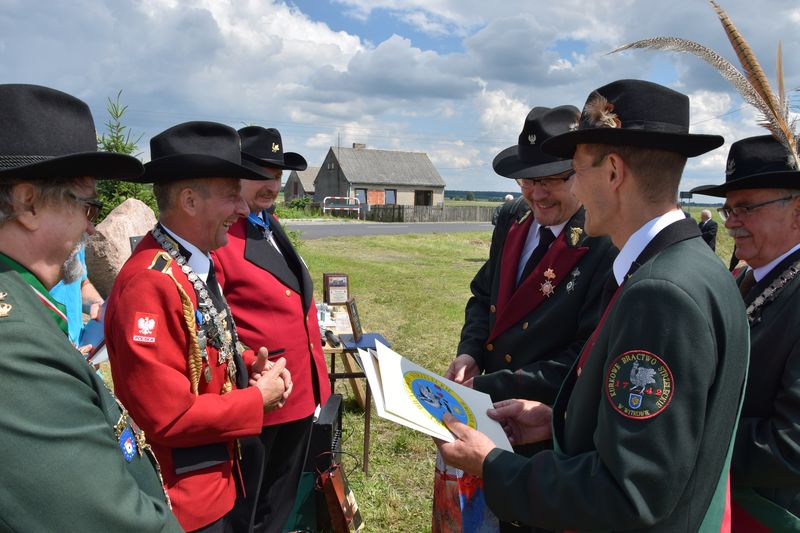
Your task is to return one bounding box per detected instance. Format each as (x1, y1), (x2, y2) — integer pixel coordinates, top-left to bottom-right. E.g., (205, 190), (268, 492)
(356, 341), (512, 451)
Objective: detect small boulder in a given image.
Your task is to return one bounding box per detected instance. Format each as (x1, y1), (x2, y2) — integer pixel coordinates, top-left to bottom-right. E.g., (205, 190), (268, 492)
(86, 198), (156, 297)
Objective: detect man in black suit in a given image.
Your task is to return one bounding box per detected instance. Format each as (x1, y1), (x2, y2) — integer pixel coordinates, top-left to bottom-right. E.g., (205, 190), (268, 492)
(698, 209), (718, 250)
(448, 105), (616, 410)
(692, 135), (800, 530)
(445, 106), (616, 533)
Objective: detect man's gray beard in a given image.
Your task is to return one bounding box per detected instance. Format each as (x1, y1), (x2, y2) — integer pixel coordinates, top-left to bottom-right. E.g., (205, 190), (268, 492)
(61, 234), (88, 284)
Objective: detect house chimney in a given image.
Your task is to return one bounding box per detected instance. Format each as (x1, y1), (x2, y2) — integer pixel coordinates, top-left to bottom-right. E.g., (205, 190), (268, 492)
(352, 143), (366, 149)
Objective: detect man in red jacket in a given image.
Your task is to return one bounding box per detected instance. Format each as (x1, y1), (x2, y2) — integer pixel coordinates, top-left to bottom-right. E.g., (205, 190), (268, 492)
(105, 121), (292, 532)
(213, 126), (331, 533)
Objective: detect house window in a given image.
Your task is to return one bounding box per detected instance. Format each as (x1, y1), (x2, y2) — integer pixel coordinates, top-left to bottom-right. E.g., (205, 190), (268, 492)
(293, 182), (299, 196)
(355, 188), (367, 204)
(385, 189), (397, 205)
(414, 190), (432, 206)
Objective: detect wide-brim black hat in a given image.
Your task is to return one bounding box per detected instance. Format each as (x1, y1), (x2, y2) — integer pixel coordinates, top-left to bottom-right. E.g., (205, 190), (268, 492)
(0, 84), (143, 181)
(541, 79), (724, 159)
(493, 105), (579, 179)
(691, 135), (800, 197)
(238, 126), (307, 172)
(138, 121), (273, 183)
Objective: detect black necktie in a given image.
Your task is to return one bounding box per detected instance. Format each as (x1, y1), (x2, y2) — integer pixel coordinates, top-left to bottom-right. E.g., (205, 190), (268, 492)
(206, 259), (224, 304)
(519, 226), (556, 285)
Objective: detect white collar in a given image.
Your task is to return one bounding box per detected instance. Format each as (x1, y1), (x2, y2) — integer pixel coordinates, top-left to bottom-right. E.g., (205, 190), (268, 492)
(613, 210), (686, 284)
(753, 242), (800, 282)
(158, 223), (211, 282)
(533, 219), (569, 240)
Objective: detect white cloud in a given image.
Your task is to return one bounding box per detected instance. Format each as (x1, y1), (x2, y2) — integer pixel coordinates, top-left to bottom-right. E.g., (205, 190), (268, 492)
(476, 84), (530, 140)
(3, 0), (799, 191)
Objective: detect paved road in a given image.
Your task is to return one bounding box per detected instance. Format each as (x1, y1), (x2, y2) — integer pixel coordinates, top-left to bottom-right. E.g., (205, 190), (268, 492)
(284, 220), (493, 240)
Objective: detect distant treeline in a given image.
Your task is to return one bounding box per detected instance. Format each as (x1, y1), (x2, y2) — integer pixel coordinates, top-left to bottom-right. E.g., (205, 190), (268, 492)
(446, 190), (518, 201)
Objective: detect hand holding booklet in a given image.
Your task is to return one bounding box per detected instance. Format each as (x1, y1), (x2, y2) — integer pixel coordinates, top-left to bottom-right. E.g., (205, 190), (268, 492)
(356, 341), (512, 451)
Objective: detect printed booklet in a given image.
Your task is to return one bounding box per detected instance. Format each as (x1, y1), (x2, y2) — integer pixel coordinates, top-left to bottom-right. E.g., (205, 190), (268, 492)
(356, 341), (512, 451)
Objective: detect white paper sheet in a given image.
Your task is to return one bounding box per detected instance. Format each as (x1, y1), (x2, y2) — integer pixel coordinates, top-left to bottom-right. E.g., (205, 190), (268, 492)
(358, 341), (512, 451)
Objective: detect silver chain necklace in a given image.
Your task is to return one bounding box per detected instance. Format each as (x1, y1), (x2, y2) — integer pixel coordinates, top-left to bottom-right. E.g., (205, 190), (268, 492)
(746, 258), (800, 325)
(151, 225), (237, 383)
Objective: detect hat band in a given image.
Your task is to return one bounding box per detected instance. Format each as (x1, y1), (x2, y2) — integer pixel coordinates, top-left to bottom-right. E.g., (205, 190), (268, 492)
(579, 118), (688, 134)
(0, 155), (52, 170)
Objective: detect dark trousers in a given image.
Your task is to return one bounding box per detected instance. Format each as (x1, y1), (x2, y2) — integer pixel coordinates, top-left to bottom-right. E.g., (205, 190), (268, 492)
(233, 415), (314, 533)
(191, 512), (233, 533)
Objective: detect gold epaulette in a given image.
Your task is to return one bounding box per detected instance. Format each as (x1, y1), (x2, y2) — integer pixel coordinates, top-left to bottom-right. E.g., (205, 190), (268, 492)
(147, 250), (203, 395)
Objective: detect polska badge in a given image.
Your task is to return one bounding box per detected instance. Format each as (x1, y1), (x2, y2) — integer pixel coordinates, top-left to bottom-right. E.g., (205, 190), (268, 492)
(528, 134), (536, 145)
(0, 291), (7, 301)
(544, 268), (556, 280)
(570, 227), (583, 246)
(0, 302), (11, 318)
(132, 312), (158, 344)
(119, 426), (137, 462)
(271, 142), (280, 153)
(605, 350), (673, 419)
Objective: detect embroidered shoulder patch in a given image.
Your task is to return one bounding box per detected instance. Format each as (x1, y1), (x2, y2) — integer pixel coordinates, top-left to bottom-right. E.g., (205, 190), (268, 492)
(119, 426), (137, 462)
(605, 350), (673, 419)
(132, 312), (158, 344)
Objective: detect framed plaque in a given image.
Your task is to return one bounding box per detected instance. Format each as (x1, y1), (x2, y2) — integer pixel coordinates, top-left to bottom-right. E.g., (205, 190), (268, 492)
(323, 273), (350, 304)
(345, 297), (363, 342)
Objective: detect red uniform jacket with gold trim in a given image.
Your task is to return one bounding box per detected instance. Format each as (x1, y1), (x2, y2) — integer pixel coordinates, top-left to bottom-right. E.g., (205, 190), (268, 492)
(105, 233), (265, 531)
(212, 216), (331, 426)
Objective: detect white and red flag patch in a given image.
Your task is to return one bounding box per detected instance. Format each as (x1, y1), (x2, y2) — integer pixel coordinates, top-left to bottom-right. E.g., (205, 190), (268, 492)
(132, 312), (158, 344)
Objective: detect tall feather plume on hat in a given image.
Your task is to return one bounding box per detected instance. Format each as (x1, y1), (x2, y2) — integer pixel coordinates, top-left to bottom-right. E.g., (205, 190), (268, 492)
(611, 0), (800, 170)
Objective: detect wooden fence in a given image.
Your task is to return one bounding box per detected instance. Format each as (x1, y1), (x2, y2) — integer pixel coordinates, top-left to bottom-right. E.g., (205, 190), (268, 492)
(366, 205), (495, 222)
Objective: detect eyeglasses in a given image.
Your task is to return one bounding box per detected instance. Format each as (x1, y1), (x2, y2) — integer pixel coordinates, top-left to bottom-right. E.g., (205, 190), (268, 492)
(68, 192), (104, 223)
(516, 170), (575, 190)
(717, 195), (797, 221)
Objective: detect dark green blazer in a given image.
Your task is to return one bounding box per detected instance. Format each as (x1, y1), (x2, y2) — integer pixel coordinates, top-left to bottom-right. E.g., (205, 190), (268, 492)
(483, 226), (749, 532)
(460, 200), (617, 404)
(0, 265), (182, 532)
(733, 247), (800, 525)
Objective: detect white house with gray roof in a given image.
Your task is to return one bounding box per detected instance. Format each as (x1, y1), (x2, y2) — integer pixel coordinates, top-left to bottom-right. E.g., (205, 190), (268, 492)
(313, 144), (445, 207)
(284, 166), (319, 202)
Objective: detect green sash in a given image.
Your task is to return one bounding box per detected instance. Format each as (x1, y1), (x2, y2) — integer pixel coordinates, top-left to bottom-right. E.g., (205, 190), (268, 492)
(733, 488), (800, 531)
(0, 252), (69, 336)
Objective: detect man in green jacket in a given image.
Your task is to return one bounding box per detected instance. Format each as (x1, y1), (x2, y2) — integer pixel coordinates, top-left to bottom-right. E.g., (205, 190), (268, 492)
(693, 135), (800, 531)
(437, 79), (749, 532)
(0, 84), (182, 532)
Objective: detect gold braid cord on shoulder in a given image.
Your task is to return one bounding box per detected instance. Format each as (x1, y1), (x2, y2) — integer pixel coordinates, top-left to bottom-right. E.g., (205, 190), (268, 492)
(148, 251), (204, 395)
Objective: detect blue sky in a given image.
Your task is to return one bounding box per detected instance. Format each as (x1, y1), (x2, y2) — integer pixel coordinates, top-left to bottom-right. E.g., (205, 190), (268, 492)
(2, 0), (799, 201)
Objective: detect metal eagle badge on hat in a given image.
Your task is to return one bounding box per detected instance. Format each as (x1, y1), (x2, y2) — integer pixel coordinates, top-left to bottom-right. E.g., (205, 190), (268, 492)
(605, 350), (673, 419)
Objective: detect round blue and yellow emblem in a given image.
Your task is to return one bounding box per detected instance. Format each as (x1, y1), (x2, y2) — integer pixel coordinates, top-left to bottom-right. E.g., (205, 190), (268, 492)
(403, 371), (476, 429)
